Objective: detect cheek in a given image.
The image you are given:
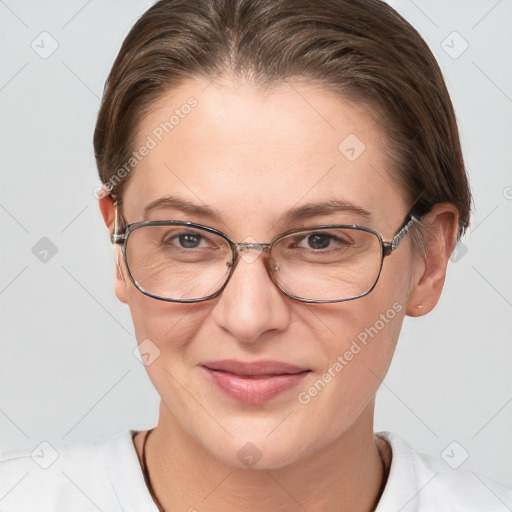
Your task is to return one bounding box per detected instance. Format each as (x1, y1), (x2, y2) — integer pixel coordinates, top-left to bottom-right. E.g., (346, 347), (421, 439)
(306, 295), (405, 396)
(296, 250), (411, 415)
(122, 256), (207, 361)
(128, 292), (206, 348)
(128, 297), (210, 399)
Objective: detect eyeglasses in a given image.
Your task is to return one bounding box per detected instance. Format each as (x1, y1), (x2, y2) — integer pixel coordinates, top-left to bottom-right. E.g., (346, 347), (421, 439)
(111, 207), (417, 303)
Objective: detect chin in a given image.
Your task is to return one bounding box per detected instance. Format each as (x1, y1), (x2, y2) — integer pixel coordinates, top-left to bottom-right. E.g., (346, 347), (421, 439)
(192, 417), (321, 470)
(208, 438), (306, 470)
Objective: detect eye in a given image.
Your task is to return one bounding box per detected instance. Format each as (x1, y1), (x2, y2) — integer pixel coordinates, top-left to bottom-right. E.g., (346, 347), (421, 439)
(296, 231), (352, 251)
(162, 230), (215, 250)
(304, 233), (332, 250)
(174, 233), (203, 249)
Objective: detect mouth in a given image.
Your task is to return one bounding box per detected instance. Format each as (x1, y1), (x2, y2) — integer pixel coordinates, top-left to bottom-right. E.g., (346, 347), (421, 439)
(201, 360), (311, 405)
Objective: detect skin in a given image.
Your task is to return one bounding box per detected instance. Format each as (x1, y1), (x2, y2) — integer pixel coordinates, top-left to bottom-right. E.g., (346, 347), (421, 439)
(99, 75), (459, 511)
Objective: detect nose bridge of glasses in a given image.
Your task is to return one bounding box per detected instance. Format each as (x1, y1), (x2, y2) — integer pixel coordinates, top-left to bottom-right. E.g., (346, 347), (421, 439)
(235, 242), (271, 253)
(231, 242), (279, 273)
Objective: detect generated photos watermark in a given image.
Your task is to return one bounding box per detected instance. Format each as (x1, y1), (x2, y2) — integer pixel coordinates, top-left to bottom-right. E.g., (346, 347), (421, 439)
(93, 96), (199, 199)
(298, 302), (403, 405)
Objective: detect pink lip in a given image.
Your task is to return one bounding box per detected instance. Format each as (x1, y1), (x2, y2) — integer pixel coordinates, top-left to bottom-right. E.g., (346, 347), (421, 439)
(201, 360), (310, 405)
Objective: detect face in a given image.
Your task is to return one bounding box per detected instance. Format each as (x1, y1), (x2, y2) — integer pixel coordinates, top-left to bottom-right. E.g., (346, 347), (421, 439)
(110, 76), (424, 469)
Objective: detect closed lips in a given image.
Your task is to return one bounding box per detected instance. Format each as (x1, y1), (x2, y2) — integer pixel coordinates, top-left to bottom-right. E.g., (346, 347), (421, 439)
(201, 360), (310, 377)
(202, 360), (311, 405)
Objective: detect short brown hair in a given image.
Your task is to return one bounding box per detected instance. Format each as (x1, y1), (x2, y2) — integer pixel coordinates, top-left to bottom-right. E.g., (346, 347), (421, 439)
(94, 0), (471, 241)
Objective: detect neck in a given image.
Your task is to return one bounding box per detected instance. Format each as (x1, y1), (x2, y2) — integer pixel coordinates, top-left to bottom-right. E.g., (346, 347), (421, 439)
(135, 400), (388, 512)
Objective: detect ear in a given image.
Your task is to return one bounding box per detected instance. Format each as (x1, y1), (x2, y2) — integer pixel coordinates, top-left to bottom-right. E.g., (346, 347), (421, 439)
(406, 203), (460, 317)
(98, 193), (116, 233)
(98, 194), (129, 304)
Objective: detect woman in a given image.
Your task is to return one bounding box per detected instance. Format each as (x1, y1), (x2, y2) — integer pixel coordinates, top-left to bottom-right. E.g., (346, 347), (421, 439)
(1, 0), (511, 510)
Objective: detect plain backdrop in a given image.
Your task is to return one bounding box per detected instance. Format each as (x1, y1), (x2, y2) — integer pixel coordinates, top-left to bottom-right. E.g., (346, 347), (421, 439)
(1, 0), (511, 487)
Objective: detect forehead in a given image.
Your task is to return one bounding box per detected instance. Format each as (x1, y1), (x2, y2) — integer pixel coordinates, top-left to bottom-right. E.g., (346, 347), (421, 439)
(124, 76), (407, 232)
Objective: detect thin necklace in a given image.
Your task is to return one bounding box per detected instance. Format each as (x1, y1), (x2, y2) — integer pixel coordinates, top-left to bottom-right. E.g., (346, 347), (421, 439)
(141, 428), (388, 512)
(141, 428), (165, 512)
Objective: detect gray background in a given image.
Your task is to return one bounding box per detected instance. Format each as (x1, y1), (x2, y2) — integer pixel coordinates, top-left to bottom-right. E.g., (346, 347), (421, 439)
(1, 0), (511, 488)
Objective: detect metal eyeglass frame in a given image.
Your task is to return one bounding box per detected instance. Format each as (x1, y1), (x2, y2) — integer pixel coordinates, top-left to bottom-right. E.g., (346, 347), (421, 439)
(111, 205), (418, 304)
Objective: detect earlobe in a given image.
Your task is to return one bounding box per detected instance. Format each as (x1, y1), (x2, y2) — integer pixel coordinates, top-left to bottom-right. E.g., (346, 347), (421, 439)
(405, 203), (460, 317)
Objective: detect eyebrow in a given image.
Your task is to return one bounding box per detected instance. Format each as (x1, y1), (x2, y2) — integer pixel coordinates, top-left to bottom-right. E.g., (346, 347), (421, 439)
(142, 195), (371, 223)
(280, 199), (371, 223)
(143, 195), (221, 220)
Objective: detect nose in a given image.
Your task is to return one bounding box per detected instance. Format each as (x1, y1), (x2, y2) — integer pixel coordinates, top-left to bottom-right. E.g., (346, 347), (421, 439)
(209, 247), (291, 344)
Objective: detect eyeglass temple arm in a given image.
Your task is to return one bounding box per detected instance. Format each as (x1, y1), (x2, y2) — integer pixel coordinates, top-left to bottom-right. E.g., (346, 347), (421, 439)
(382, 214), (417, 256)
(110, 205), (125, 244)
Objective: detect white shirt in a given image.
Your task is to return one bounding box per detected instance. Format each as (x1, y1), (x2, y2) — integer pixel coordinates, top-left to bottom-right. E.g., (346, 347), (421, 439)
(1, 430), (511, 511)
